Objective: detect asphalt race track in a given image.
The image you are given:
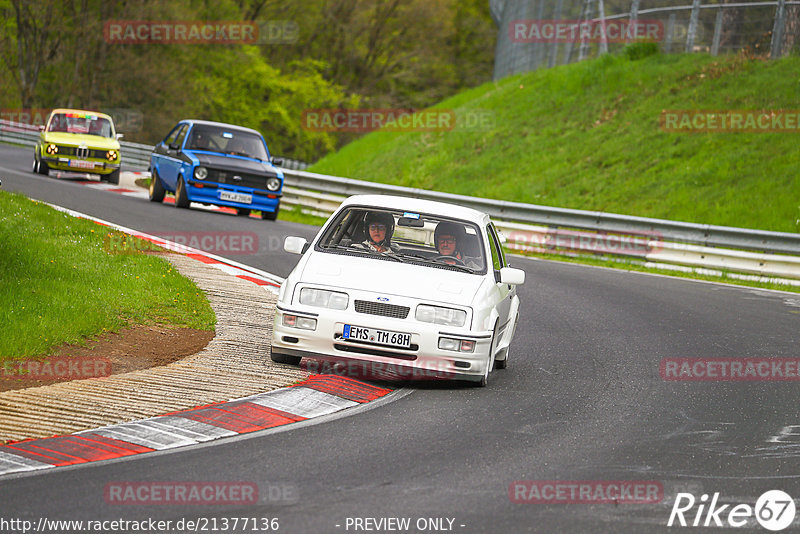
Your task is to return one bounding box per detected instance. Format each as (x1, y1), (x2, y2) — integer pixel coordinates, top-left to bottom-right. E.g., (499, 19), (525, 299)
(1, 142), (799, 533)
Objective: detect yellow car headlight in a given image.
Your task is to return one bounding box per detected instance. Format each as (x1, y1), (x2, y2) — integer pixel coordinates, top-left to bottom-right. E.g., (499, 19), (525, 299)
(46, 144), (58, 155)
(106, 150), (118, 161)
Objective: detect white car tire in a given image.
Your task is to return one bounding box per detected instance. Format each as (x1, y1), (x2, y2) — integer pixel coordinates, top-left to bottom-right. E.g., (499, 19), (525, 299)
(477, 325), (498, 387)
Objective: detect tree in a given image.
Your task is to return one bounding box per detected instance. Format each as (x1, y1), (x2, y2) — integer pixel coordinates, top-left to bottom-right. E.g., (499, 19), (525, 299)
(0, 0), (64, 108)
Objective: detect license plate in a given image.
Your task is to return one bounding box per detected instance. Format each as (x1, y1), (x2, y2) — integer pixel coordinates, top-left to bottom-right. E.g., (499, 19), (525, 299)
(343, 325), (411, 349)
(220, 191), (252, 204)
(68, 160), (95, 169)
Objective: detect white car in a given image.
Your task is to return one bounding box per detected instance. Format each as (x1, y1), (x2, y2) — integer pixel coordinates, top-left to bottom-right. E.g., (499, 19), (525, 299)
(271, 194), (525, 386)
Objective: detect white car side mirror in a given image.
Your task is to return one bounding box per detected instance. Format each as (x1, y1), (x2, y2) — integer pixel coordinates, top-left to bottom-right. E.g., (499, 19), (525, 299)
(284, 236), (309, 255)
(499, 267), (525, 285)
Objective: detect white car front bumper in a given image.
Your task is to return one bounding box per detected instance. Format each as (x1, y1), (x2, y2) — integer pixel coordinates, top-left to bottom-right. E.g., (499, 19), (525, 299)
(271, 303), (493, 383)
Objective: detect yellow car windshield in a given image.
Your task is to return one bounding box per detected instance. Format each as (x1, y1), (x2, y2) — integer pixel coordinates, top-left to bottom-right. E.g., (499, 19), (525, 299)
(47, 113), (113, 138)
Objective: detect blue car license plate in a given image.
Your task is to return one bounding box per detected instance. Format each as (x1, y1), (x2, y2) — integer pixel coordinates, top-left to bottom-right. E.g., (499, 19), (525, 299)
(219, 190), (252, 204)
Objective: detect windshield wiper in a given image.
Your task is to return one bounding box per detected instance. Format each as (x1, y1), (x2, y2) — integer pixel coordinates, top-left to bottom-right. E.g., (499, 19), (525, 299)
(392, 253), (475, 273)
(322, 244), (370, 254)
(323, 244), (406, 262)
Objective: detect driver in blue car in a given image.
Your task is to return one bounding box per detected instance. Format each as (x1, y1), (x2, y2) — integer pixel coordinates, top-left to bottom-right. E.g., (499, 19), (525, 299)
(354, 211), (399, 253)
(435, 221), (480, 269)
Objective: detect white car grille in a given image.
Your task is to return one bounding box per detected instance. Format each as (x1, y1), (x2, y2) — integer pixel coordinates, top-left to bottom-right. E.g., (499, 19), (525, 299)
(354, 300), (410, 319)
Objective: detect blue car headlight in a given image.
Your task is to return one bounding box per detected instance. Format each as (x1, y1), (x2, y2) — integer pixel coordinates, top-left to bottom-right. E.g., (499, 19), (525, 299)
(194, 166), (208, 180)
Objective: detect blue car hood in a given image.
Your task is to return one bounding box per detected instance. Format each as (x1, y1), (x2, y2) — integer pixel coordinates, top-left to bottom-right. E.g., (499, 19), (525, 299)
(190, 152), (278, 176)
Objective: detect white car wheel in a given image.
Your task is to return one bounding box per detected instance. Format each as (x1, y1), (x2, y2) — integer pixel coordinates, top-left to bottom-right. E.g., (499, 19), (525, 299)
(496, 346), (509, 370)
(477, 326), (497, 387)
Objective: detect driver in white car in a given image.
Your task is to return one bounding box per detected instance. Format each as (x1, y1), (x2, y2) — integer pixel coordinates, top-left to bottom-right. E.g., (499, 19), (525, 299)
(435, 221), (480, 269)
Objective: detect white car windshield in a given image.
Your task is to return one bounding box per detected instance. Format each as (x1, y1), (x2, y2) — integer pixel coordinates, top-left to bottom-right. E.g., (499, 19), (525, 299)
(317, 207), (487, 273)
(47, 113), (114, 138)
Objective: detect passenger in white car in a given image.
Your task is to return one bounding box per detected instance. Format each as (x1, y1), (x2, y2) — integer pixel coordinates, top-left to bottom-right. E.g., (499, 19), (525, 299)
(353, 211), (399, 253)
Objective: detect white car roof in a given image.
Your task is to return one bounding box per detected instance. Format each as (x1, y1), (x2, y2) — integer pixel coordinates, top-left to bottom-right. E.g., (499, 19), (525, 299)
(341, 194), (490, 225)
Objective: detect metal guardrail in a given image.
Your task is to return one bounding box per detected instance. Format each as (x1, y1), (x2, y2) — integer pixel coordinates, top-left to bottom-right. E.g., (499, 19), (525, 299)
(279, 168), (800, 256)
(279, 184), (800, 282)
(3, 119), (799, 280)
(0, 120), (308, 172)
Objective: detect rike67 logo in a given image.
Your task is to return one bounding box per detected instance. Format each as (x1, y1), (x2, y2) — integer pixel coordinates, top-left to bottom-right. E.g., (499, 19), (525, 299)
(668, 490), (796, 531)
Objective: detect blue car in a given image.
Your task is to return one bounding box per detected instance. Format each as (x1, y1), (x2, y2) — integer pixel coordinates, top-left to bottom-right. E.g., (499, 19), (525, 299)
(149, 120), (283, 219)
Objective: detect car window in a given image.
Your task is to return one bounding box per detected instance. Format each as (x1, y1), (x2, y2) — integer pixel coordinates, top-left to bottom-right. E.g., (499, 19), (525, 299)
(487, 224), (506, 271)
(184, 126), (270, 161)
(316, 206), (487, 273)
(164, 124), (183, 146)
(47, 112), (113, 137)
(174, 125), (188, 150)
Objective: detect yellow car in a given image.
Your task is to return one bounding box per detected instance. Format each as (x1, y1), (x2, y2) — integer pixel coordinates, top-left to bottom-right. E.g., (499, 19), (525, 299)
(33, 109), (122, 184)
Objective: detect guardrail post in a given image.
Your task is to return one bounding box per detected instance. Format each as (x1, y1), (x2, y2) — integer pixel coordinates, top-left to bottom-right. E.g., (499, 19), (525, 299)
(685, 0), (701, 53)
(548, 0), (564, 67)
(598, 0), (608, 55)
(533, 0), (546, 70)
(711, 8), (724, 56)
(664, 13), (676, 53)
(771, 0), (787, 59)
(628, 0), (640, 44)
(578, 0), (593, 61)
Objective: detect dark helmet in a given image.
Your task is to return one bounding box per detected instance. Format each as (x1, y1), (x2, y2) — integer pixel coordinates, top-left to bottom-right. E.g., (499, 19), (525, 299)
(434, 220), (466, 248)
(364, 211), (395, 244)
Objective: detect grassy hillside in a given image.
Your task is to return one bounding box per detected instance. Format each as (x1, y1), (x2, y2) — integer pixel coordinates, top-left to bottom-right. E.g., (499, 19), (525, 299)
(310, 51), (800, 233)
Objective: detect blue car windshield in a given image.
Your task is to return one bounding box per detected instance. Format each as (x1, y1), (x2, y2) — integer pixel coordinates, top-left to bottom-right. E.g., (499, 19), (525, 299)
(185, 126), (269, 161)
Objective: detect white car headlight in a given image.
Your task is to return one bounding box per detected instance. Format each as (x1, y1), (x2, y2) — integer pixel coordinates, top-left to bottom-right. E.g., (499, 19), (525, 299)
(415, 305), (466, 327)
(299, 288), (348, 310)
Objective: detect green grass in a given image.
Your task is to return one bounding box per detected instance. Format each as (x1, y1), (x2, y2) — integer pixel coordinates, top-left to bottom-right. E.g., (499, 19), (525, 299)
(273, 205), (328, 226)
(0, 190), (216, 360)
(310, 51), (800, 234)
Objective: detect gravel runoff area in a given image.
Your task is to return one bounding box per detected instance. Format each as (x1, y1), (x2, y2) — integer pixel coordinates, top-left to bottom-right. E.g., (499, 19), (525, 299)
(0, 252), (308, 443)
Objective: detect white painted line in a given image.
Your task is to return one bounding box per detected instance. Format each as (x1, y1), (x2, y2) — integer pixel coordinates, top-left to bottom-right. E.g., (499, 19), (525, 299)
(144, 416), (238, 442)
(0, 451), (54, 474)
(213, 264), (258, 277)
(247, 387), (358, 418)
(85, 423), (200, 451)
(41, 202), (285, 286)
(121, 191), (148, 199)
